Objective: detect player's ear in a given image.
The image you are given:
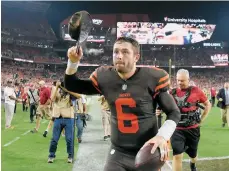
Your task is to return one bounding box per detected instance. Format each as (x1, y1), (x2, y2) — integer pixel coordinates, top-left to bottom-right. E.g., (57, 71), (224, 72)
(135, 53), (140, 62)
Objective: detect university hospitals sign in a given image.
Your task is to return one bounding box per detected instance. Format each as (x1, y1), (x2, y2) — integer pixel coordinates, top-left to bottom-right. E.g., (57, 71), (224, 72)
(164, 17), (206, 23)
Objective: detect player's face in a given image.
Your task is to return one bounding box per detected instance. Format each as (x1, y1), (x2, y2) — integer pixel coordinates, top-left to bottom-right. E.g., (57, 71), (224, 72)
(176, 74), (189, 89)
(113, 42), (139, 73)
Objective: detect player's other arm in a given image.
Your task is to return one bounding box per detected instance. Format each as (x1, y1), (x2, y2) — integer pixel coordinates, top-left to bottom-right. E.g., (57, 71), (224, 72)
(64, 46), (101, 95)
(141, 69), (180, 161)
(154, 70), (181, 141)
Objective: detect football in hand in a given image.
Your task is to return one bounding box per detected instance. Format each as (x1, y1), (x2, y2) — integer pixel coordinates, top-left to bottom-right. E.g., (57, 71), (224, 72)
(135, 144), (165, 171)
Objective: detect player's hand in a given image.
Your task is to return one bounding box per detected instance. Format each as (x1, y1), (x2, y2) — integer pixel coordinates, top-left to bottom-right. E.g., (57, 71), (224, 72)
(67, 46), (83, 63)
(141, 135), (169, 161)
(156, 109), (162, 116)
(218, 98), (223, 101)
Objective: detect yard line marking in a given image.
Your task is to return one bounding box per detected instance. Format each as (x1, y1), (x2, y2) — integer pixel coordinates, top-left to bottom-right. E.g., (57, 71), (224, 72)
(168, 149), (229, 162)
(3, 119), (49, 147)
(182, 156), (229, 162)
(21, 130), (30, 136)
(3, 137), (20, 147)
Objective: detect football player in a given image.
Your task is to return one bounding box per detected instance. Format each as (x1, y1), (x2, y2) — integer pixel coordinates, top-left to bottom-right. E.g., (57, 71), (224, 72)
(65, 37), (181, 171)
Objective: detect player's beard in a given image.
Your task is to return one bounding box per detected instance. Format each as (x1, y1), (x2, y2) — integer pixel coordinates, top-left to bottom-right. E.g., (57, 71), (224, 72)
(115, 62), (134, 74)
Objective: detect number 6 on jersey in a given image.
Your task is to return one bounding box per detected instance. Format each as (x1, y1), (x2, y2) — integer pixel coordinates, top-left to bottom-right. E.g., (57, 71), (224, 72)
(115, 98), (139, 134)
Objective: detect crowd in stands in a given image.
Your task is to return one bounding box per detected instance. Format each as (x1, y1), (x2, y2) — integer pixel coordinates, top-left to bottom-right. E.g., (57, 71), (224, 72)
(1, 60), (95, 87)
(2, 41), (227, 67)
(1, 43), (62, 63)
(1, 7), (62, 63)
(81, 44), (227, 66)
(2, 59), (228, 94)
(168, 67), (229, 90)
(2, 8), (56, 41)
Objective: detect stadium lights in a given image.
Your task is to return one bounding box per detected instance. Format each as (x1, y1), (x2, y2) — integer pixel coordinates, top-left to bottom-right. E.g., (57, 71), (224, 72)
(14, 58), (33, 63)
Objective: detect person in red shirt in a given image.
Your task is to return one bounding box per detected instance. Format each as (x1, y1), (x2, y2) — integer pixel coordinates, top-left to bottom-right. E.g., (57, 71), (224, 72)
(22, 88), (28, 112)
(31, 80), (53, 135)
(210, 87), (216, 107)
(157, 69), (211, 171)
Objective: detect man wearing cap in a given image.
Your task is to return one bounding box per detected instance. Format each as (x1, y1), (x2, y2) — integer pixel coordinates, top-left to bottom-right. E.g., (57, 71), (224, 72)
(31, 80), (53, 134)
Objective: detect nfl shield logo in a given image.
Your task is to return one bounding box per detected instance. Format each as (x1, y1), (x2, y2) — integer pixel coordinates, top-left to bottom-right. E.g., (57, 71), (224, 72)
(122, 84), (127, 91)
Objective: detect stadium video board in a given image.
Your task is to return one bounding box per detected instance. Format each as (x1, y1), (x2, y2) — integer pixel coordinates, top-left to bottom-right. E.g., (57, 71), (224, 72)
(117, 22), (216, 45)
(210, 54), (228, 66)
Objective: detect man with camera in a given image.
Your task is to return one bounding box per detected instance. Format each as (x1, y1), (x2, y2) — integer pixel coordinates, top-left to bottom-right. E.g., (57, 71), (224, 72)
(27, 84), (39, 123)
(48, 81), (81, 163)
(157, 69), (211, 171)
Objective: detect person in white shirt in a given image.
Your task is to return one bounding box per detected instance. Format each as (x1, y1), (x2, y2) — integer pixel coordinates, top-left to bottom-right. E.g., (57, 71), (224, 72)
(4, 80), (20, 129)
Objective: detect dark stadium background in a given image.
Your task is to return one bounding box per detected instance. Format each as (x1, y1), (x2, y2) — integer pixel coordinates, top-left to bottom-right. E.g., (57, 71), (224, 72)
(46, 1), (229, 42)
(2, 1), (229, 42)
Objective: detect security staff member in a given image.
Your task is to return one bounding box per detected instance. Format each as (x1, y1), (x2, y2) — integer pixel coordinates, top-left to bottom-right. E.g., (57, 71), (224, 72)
(157, 69), (211, 171)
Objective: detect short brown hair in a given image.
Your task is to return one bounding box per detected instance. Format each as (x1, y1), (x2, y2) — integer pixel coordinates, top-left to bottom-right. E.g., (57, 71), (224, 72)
(115, 37), (140, 54)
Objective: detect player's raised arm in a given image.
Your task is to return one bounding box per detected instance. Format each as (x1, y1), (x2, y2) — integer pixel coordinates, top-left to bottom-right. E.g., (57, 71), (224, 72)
(64, 46), (101, 95)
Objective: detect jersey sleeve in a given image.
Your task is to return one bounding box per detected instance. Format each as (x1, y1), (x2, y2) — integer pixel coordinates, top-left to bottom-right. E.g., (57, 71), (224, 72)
(64, 71), (101, 95)
(154, 69), (170, 93)
(89, 68), (102, 94)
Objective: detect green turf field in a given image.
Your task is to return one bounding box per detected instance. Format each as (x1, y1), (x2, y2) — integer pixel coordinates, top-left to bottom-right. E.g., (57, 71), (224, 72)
(164, 106), (229, 170)
(181, 107), (229, 158)
(1, 103), (229, 171)
(1, 104), (78, 171)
